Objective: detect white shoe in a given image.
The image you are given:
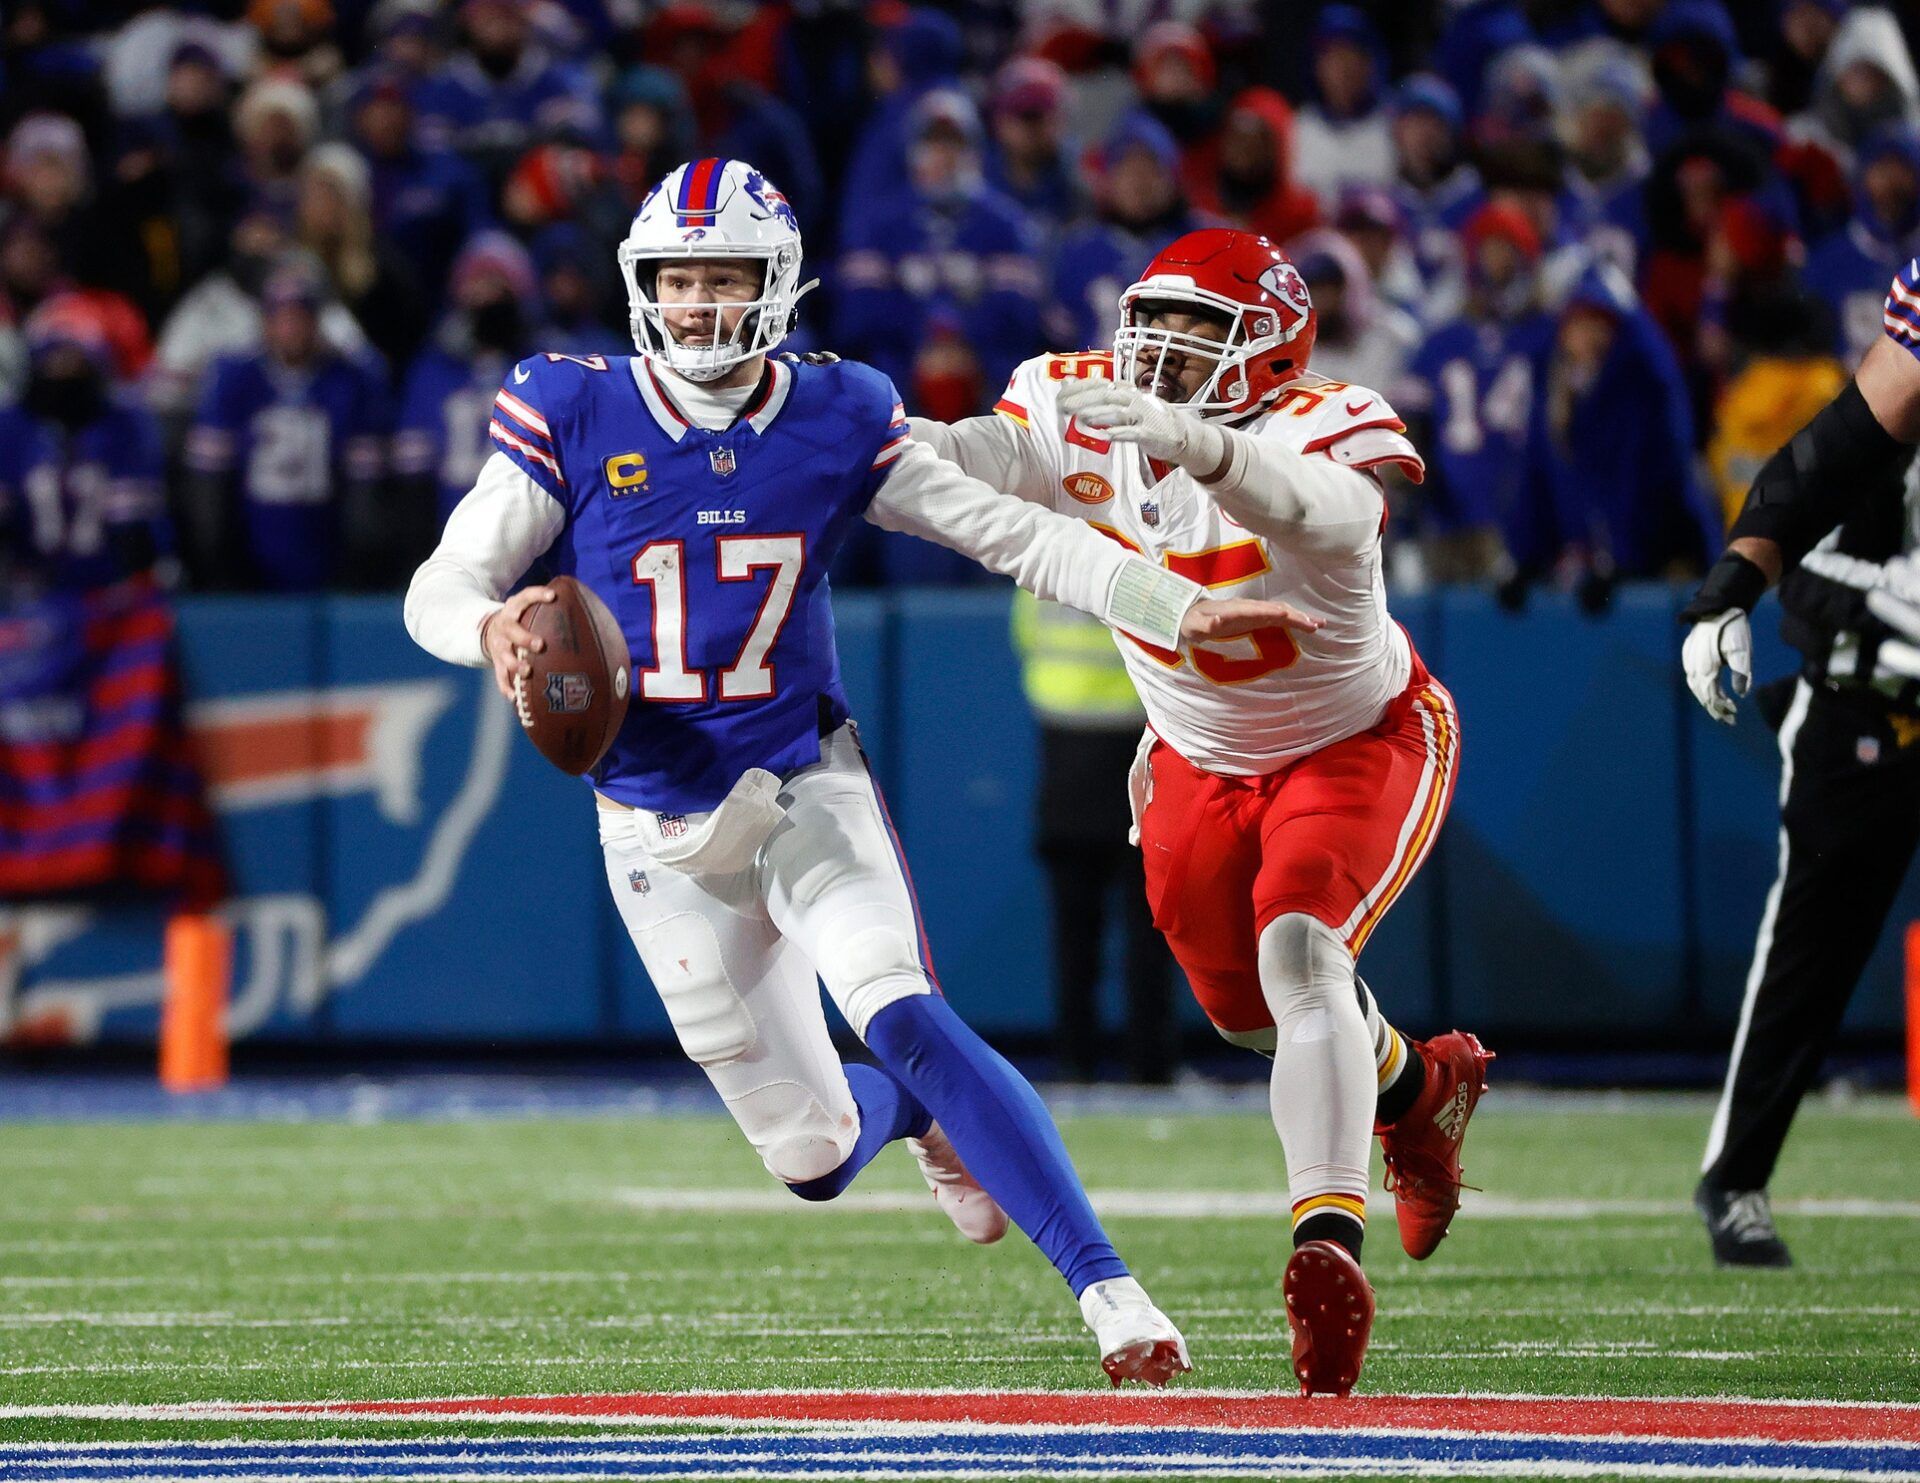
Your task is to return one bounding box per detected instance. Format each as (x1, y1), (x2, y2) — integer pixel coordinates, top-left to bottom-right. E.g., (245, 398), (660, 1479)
(1079, 1276), (1193, 1388)
(905, 1121), (1009, 1245)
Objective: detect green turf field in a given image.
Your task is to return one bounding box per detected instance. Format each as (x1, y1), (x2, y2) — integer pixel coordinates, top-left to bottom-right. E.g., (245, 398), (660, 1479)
(2, 1091), (1916, 1448)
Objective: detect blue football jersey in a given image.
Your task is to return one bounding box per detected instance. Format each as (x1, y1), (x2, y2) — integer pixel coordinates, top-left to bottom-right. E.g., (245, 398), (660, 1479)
(186, 349), (390, 592)
(398, 346), (514, 525)
(1813, 229), (1911, 367)
(1401, 312), (1553, 532)
(0, 397), (169, 590)
(489, 351), (909, 813)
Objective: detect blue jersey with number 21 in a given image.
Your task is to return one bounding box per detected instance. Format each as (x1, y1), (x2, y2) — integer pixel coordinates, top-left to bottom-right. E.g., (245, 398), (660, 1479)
(486, 350), (910, 813)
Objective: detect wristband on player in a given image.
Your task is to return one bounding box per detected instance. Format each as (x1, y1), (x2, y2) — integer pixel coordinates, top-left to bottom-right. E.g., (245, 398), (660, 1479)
(1727, 379), (1907, 563)
(1678, 552), (1769, 624)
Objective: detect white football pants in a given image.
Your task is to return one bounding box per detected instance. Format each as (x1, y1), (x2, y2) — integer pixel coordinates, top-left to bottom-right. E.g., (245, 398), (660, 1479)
(598, 724), (934, 1186)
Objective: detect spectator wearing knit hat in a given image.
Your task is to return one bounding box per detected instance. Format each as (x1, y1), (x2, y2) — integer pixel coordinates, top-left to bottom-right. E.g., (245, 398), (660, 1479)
(182, 261), (390, 592)
(1560, 47), (1656, 277)
(1519, 261), (1715, 594)
(1132, 21), (1222, 169)
(247, 0), (344, 95)
(1389, 74), (1487, 298)
(296, 143), (425, 368)
(394, 231), (541, 559)
(1045, 110), (1206, 356)
(2, 113), (123, 300)
(1292, 228), (1421, 398)
(1293, 6), (1395, 200)
(839, 6), (966, 244)
(1399, 199), (1557, 584)
(347, 69), (491, 318)
(412, 0), (601, 189)
(836, 88), (1043, 399)
(606, 65), (694, 213)
(232, 75), (319, 217)
(985, 57), (1083, 242)
(1804, 127), (1920, 367)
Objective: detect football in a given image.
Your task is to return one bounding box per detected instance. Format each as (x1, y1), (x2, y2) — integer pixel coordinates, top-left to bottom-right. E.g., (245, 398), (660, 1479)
(512, 575), (631, 775)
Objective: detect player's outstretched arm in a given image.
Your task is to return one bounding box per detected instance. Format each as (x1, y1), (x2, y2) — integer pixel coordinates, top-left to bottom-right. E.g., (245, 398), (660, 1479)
(1680, 333), (1920, 722)
(906, 414), (1053, 504)
(869, 437), (1321, 650)
(404, 451), (565, 680)
(1055, 381), (1383, 557)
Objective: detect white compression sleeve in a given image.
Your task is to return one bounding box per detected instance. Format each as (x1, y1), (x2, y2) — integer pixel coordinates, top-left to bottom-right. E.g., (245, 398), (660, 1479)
(403, 451), (566, 667)
(868, 438), (1200, 650)
(1259, 913), (1377, 1227)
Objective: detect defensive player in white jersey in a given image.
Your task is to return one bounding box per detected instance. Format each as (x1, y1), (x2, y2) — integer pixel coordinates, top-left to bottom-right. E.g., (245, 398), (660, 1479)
(913, 229), (1493, 1395)
(406, 164), (1315, 1384)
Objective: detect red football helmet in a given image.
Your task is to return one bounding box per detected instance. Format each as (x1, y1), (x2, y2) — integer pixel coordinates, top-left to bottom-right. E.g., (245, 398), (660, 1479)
(1113, 229), (1318, 417)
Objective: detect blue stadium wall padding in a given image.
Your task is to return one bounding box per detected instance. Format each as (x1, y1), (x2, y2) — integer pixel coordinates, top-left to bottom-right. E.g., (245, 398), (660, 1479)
(13, 586), (1907, 1049)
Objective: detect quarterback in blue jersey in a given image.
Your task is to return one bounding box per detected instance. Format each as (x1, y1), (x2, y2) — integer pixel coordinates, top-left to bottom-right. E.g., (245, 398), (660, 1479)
(407, 157), (1308, 1384)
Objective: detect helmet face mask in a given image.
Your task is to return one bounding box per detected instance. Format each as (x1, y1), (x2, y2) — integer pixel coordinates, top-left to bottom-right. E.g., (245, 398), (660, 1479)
(618, 159), (817, 382)
(1112, 229), (1318, 417)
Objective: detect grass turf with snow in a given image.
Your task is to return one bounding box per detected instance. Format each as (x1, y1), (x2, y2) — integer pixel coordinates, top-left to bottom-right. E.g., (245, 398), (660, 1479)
(0, 1090), (1915, 1451)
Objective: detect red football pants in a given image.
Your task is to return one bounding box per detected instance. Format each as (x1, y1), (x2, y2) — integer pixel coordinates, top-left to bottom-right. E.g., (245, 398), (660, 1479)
(1137, 663), (1459, 1039)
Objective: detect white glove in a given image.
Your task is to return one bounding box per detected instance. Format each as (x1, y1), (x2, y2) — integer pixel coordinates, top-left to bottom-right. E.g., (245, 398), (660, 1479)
(1057, 380), (1225, 475)
(1682, 609), (1753, 724)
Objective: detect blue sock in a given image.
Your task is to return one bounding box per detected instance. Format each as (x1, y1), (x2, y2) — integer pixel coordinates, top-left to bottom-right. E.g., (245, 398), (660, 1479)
(864, 994), (1129, 1296)
(788, 1063), (931, 1202)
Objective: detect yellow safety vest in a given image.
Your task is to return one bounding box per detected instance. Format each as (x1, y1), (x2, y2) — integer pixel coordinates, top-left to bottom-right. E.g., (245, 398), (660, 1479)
(1010, 590), (1145, 728)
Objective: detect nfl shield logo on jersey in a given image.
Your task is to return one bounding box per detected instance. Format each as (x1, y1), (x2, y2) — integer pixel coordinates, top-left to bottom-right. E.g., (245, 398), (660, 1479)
(1140, 500), (1161, 528)
(627, 869), (650, 895)
(709, 446), (736, 477)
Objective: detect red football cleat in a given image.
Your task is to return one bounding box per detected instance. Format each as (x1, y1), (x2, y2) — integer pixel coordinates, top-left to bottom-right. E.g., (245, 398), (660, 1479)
(1377, 1030), (1494, 1260)
(1282, 1240), (1374, 1397)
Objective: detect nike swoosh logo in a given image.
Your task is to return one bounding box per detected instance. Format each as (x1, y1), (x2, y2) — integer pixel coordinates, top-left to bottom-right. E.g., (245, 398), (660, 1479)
(1345, 399), (1371, 415)
(514, 365), (530, 384)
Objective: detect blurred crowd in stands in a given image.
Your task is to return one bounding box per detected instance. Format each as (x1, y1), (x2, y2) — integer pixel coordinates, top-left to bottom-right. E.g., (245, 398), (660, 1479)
(2, 0), (1916, 605)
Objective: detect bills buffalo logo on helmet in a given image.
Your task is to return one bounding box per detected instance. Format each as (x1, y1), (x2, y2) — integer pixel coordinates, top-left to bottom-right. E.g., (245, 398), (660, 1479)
(1259, 261), (1312, 315)
(544, 672), (594, 714)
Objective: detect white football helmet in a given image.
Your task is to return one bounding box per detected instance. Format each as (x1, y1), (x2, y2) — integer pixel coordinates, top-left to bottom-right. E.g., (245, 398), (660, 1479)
(617, 158), (817, 382)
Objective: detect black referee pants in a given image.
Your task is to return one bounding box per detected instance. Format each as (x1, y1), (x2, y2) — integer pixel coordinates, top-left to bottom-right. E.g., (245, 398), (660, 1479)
(1703, 679), (1920, 1192)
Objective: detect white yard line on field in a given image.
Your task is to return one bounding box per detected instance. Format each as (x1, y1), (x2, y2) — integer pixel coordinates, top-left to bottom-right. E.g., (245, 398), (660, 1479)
(603, 1188), (1920, 1221)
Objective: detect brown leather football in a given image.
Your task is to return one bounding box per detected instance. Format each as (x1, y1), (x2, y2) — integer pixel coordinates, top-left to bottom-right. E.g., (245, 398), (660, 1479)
(513, 576), (631, 775)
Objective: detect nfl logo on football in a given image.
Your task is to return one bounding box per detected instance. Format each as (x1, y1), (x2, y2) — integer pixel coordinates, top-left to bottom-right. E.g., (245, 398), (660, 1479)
(709, 446), (736, 477)
(543, 672), (594, 714)
(1141, 500), (1161, 528)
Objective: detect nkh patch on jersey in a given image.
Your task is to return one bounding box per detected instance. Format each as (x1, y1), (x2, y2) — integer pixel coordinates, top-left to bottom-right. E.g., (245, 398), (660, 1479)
(488, 351), (910, 815)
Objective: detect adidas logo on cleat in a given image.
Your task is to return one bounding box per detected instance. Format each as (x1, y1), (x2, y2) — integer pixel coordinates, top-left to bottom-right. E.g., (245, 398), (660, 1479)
(1432, 1082), (1471, 1141)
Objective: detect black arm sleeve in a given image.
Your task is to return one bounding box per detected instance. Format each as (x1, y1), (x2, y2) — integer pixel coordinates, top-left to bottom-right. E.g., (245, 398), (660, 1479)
(1727, 379), (1906, 566)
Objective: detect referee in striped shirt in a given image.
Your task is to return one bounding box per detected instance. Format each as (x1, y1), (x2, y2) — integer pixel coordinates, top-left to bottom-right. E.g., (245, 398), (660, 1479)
(1679, 259), (1920, 1267)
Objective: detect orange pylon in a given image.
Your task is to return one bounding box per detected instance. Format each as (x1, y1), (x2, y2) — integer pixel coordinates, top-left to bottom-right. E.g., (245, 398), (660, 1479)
(160, 914), (230, 1092)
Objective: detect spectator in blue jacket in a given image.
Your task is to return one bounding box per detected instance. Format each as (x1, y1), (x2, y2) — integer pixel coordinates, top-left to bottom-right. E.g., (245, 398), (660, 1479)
(0, 295), (169, 595)
(1433, 0), (1536, 117)
(839, 7), (966, 241)
(984, 57), (1081, 243)
(1390, 75), (1487, 301)
(1399, 200), (1557, 582)
(1520, 261), (1718, 595)
(1561, 50), (1655, 276)
(1046, 112), (1204, 354)
(412, 0), (600, 186)
(182, 264), (389, 592)
(835, 89), (1043, 397)
(394, 232), (541, 541)
(346, 69), (491, 318)
(1803, 126), (1920, 366)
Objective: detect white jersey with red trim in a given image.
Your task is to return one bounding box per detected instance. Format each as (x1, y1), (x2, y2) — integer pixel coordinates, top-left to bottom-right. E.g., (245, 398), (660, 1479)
(991, 351), (1424, 774)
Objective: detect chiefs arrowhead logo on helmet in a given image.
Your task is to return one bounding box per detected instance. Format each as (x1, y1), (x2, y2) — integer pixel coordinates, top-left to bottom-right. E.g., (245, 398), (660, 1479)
(1113, 229), (1317, 417)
